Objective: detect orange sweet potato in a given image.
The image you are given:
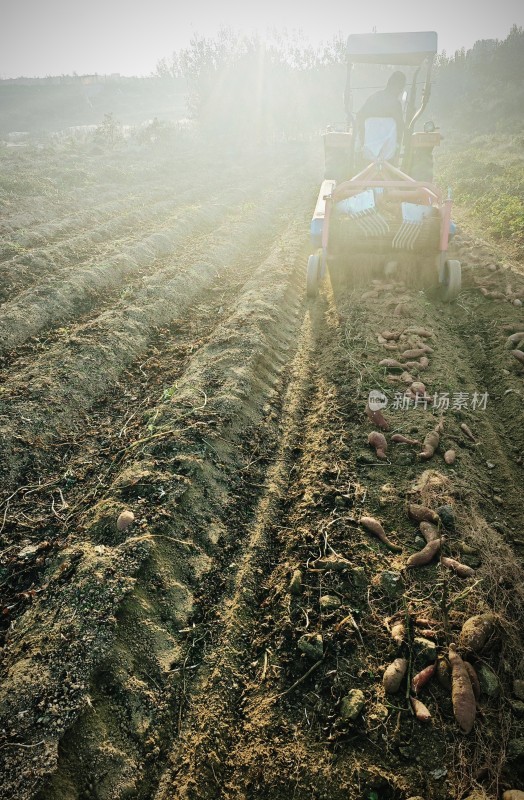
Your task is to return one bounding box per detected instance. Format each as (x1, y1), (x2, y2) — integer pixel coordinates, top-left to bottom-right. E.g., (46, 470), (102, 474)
(391, 433), (420, 445)
(419, 521), (440, 543)
(419, 429), (440, 460)
(441, 556), (475, 578)
(368, 431), (387, 459)
(411, 663), (436, 694)
(408, 504), (440, 524)
(406, 538), (441, 568)
(410, 696), (431, 722)
(449, 644), (476, 733)
(360, 516), (402, 552)
(366, 404), (390, 431)
(463, 661), (480, 701)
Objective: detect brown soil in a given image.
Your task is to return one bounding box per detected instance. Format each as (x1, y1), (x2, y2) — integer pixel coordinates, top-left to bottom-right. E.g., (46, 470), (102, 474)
(0, 138), (523, 800)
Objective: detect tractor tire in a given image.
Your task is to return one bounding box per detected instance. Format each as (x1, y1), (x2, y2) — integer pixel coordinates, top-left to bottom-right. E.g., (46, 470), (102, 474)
(440, 259), (462, 303)
(306, 253), (321, 299)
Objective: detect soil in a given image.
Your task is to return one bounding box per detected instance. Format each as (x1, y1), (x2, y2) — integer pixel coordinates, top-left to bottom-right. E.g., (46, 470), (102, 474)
(1, 138), (523, 800)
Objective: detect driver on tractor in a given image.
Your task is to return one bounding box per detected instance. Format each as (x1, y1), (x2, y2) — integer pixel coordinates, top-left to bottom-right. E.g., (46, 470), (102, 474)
(356, 71), (406, 164)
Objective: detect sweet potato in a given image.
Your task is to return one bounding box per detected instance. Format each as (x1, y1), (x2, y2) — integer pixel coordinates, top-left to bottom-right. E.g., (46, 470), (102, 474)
(411, 663), (436, 694)
(419, 521), (440, 543)
(503, 791), (524, 800)
(360, 516), (402, 552)
(366, 404), (390, 431)
(449, 644), (476, 733)
(379, 358), (404, 369)
(382, 330), (402, 341)
(404, 327), (433, 338)
(419, 429), (440, 460)
(368, 431), (387, 459)
(460, 422), (476, 442)
(463, 661), (480, 701)
(419, 356), (429, 369)
(458, 613), (496, 654)
(383, 657), (408, 693)
(513, 349), (524, 365)
(437, 656), (452, 690)
(401, 348), (427, 359)
(410, 381), (427, 395)
(410, 696), (431, 722)
(506, 332), (524, 348)
(406, 538), (441, 568)
(390, 620), (406, 646)
(408, 503), (439, 524)
(444, 449), (456, 464)
(400, 371), (414, 384)
(366, 405), (389, 431)
(391, 434), (420, 445)
(441, 556), (475, 578)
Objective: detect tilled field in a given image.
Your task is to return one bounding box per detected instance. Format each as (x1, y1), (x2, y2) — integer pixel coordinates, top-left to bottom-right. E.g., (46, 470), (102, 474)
(1, 140), (524, 800)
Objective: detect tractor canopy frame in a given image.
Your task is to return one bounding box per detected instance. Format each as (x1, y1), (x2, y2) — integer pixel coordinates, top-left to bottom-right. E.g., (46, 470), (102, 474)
(344, 31), (438, 169)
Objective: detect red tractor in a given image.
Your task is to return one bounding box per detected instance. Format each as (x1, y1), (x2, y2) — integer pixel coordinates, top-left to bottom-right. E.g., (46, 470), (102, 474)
(308, 31), (461, 301)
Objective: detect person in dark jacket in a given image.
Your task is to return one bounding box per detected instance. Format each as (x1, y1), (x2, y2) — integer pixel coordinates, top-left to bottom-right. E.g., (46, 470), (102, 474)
(356, 71), (406, 156)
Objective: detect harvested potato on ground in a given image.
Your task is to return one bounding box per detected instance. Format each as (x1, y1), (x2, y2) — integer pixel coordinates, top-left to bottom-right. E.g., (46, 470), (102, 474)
(383, 658), (408, 693)
(444, 449), (456, 464)
(460, 422), (476, 442)
(406, 538), (441, 568)
(419, 521), (439, 542)
(404, 326), (433, 338)
(449, 645), (476, 733)
(410, 696), (431, 721)
(368, 431), (387, 459)
(408, 504), (440, 524)
(459, 613), (497, 654)
(506, 332), (524, 348)
(419, 428), (440, 460)
(390, 620), (406, 646)
(437, 656), (452, 690)
(463, 661), (481, 701)
(360, 516), (402, 552)
(391, 433), (419, 445)
(411, 663), (436, 694)
(379, 358), (404, 369)
(366, 404), (390, 430)
(441, 556), (475, 578)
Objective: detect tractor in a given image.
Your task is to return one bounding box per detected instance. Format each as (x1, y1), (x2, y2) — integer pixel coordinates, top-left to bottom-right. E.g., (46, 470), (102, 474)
(307, 31), (461, 301)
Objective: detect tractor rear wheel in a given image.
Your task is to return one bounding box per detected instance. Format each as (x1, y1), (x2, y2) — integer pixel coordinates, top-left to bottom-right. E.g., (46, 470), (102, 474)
(306, 253), (321, 299)
(440, 259), (462, 303)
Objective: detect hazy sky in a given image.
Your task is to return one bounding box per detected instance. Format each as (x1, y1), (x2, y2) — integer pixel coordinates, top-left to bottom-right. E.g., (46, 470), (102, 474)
(1, 0), (523, 78)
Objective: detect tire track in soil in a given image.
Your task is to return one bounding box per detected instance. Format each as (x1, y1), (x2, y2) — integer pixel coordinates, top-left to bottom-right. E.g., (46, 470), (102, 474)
(0, 222), (309, 800)
(158, 261), (524, 800)
(152, 299), (322, 800)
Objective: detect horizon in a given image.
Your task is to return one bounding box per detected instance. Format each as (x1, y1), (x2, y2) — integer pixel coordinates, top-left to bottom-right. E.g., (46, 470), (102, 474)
(1, 0), (523, 80)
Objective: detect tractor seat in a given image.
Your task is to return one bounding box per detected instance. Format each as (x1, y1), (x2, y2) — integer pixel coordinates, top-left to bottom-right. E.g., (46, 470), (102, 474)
(362, 117), (398, 162)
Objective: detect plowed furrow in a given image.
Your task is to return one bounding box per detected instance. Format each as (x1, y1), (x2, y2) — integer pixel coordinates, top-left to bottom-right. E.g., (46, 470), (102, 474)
(0, 162), (315, 492)
(0, 222), (308, 800)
